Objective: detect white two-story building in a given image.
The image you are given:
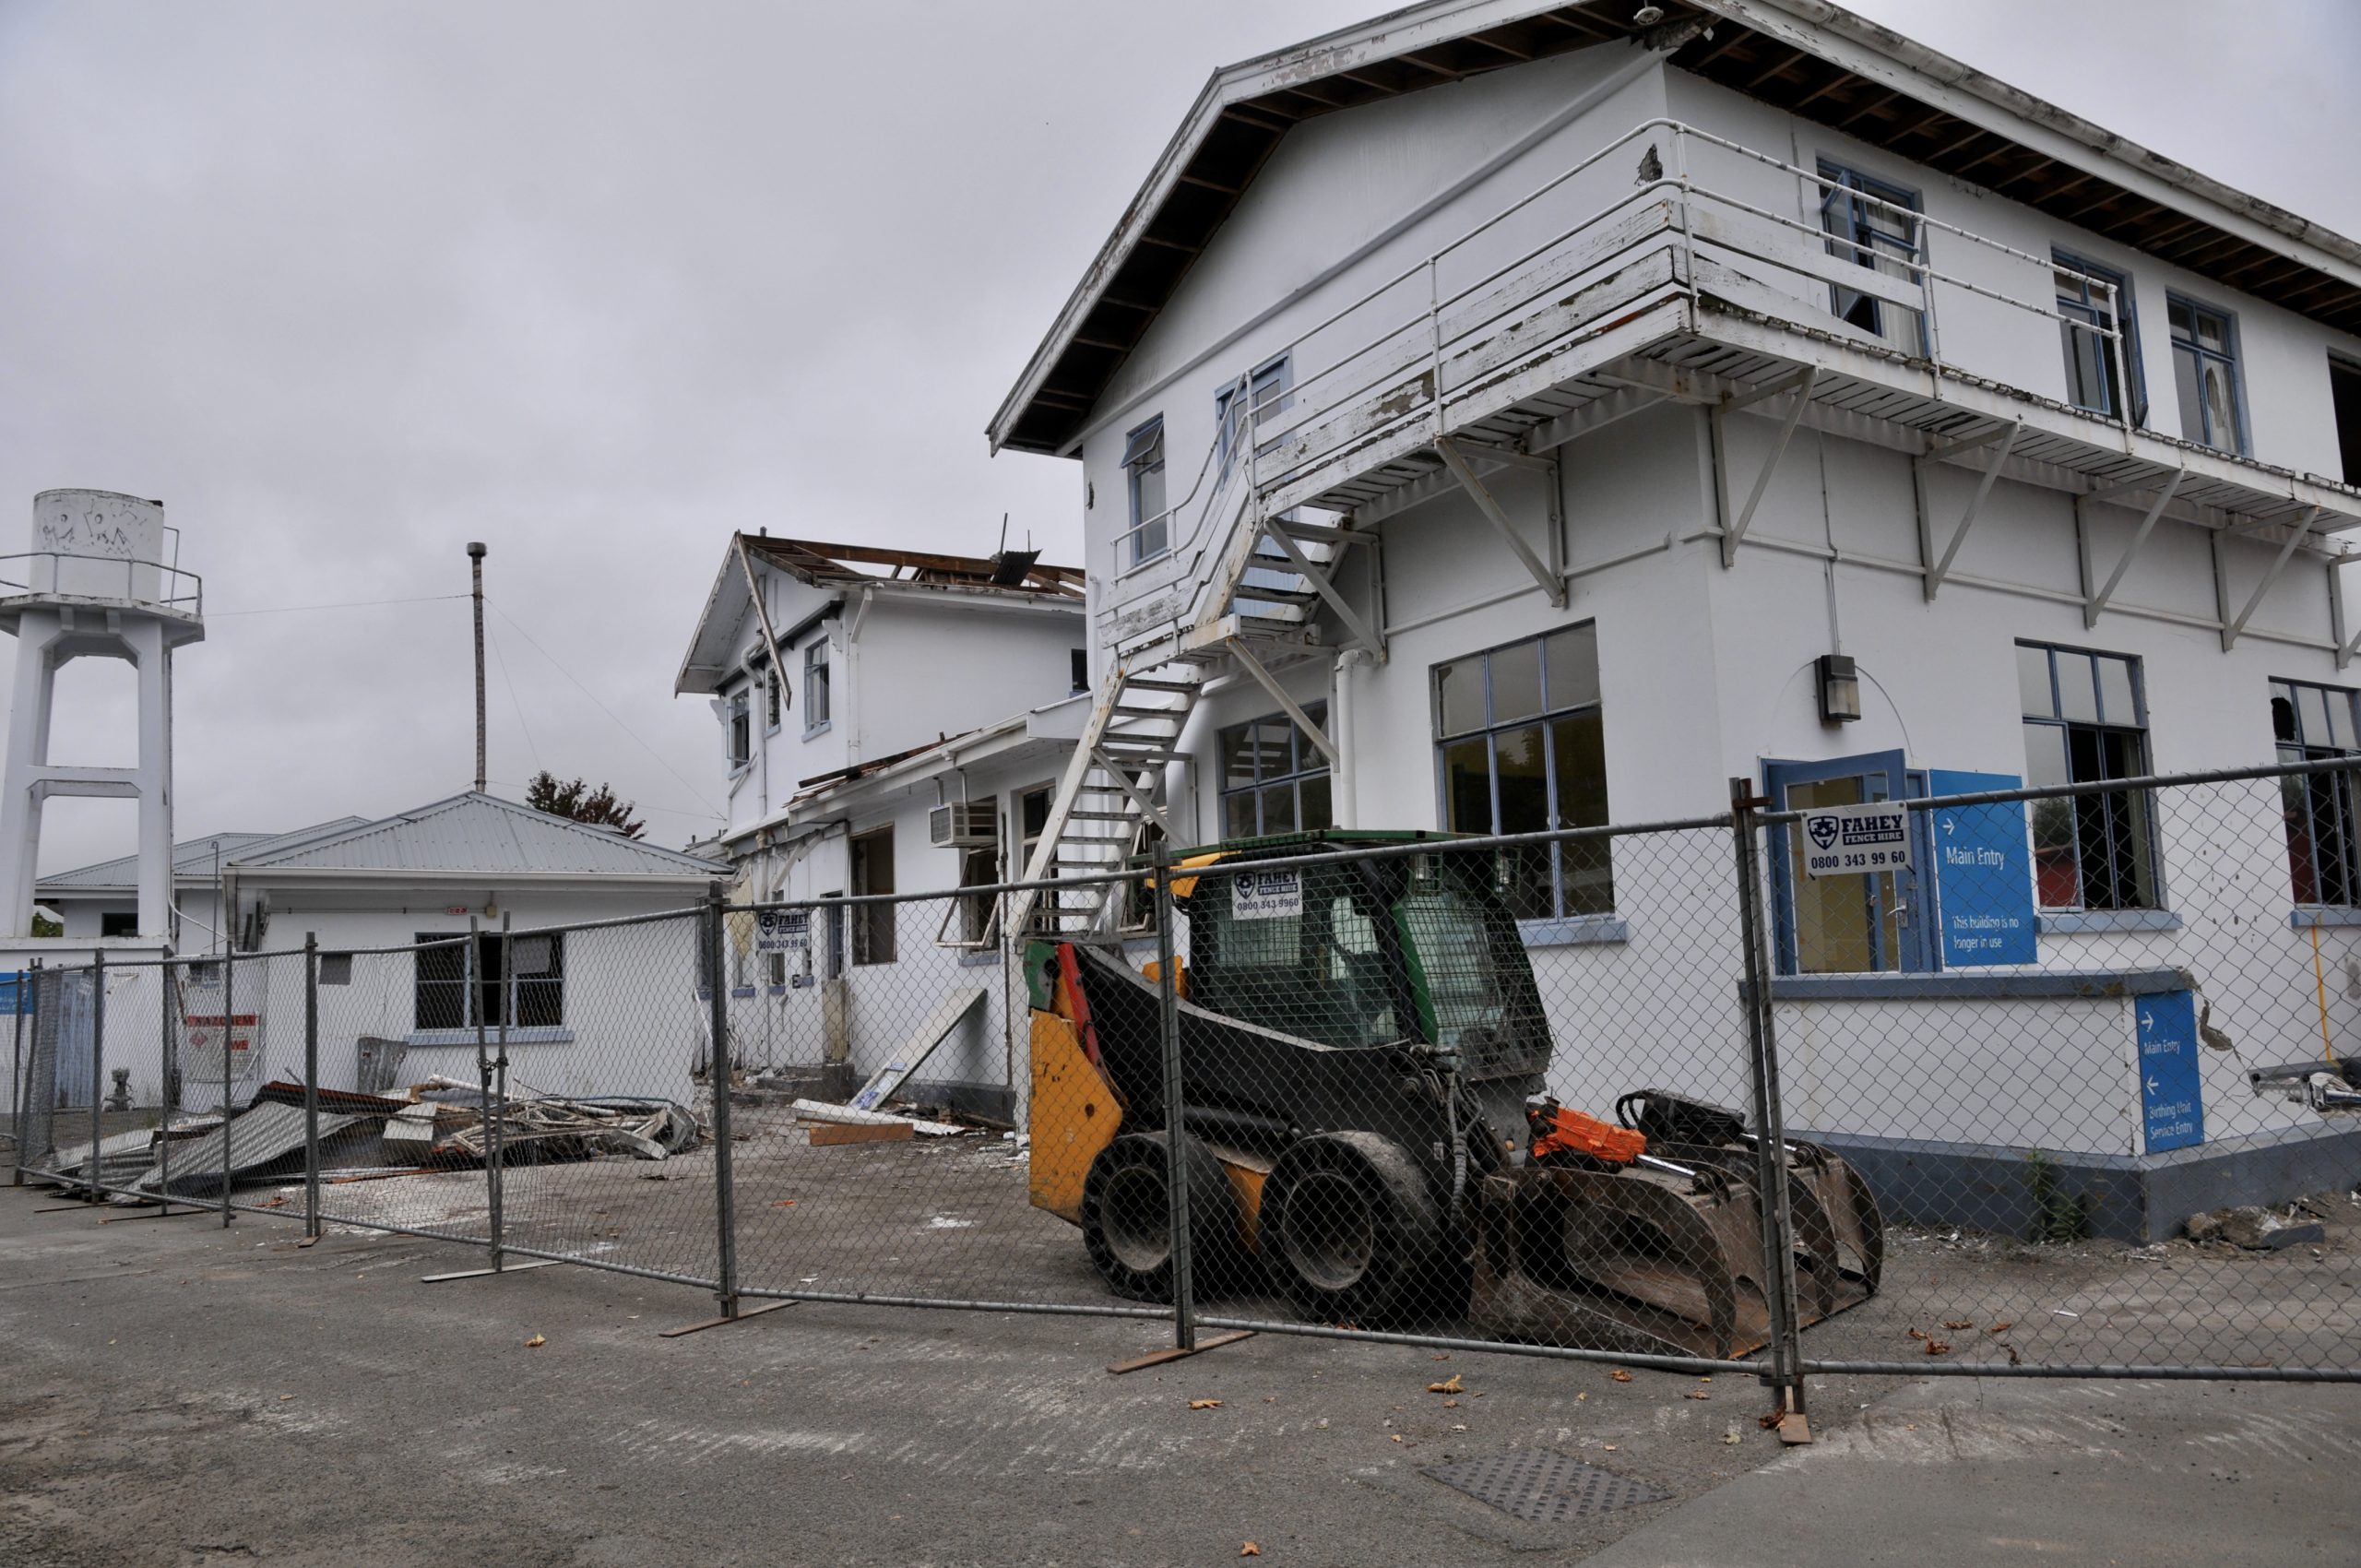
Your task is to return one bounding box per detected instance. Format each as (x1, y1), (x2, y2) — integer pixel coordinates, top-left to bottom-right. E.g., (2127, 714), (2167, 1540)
(675, 534), (1089, 1116)
(988, 0), (2361, 1236)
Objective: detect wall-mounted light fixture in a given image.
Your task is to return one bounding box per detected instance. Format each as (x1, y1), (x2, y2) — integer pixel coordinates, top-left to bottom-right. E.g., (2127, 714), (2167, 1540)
(1816, 654), (1861, 724)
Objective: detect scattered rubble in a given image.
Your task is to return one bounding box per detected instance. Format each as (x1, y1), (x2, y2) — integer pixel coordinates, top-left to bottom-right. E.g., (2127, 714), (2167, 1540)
(2184, 1204), (2331, 1251)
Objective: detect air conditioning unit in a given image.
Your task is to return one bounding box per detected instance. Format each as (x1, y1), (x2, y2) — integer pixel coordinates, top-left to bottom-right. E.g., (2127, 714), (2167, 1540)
(929, 802), (999, 848)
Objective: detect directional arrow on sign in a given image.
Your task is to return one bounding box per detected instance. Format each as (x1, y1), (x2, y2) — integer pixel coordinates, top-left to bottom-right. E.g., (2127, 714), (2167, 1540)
(1942, 816), (1955, 837)
(2139, 1009), (2153, 1032)
(2147, 1075), (2162, 1095)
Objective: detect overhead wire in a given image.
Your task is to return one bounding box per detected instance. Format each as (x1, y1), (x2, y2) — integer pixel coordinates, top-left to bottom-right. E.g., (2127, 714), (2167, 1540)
(484, 599), (724, 823)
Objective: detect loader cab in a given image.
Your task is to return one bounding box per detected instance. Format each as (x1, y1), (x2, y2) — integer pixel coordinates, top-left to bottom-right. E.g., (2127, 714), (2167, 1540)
(1172, 831), (1549, 1081)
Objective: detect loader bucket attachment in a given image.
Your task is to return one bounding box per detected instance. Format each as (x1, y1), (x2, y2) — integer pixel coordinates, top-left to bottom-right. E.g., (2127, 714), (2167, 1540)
(1467, 1166), (1776, 1361)
(1646, 1141), (1883, 1324)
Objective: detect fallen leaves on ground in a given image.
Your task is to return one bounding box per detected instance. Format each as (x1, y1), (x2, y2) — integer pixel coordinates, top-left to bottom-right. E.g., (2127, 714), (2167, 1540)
(1987, 1321), (2014, 1335)
(1609, 1369), (1634, 1383)
(1684, 1390), (1712, 1400)
(2003, 1345), (2023, 1366)
(1240, 1544), (1262, 1558)
(1188, 1399), (1222, 1410)
(524, 1335), (546, 1348)
(770, 1199), (797, 1208)
(1757, 1410), (1785, 1430)
(1721, 1430), (1742, 1445)
(1924, 1338), (1952, 1356)
(1427, 1374), (1463, 1394)
(1942, 1319), (1975, 1330)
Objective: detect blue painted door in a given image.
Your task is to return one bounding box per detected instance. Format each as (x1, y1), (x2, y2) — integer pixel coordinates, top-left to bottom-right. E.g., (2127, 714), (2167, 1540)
(1765, 751), (1934, 975)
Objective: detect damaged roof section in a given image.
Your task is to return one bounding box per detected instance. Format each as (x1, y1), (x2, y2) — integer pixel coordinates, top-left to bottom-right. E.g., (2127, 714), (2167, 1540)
(990, 0), (2361, 456)
(677, 533), (1085, 696)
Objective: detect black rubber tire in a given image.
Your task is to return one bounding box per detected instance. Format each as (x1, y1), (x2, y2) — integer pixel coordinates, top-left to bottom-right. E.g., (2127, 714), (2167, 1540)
(1260, 1131), (1444, 1324)
(1080, 1130), (1240, 1303)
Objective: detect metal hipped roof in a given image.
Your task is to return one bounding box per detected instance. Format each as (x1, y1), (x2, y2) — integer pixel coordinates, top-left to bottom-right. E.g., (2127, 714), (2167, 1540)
(227, 792), (718, 880)
(36, 819), (373, 894)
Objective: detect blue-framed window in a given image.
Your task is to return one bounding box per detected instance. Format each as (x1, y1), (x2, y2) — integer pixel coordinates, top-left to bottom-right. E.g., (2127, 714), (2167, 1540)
(1215, 355), (1290, 477)
(1219, 702), (1331, 838)
(1433, 624), (1610, 920)
(2168, 293), (2246, 454)
(2054, 250), (2145, 424)
(2017, 641), (2158, 911)
(1817, 161), (1924, 353)
(1122, 416), (1168, 566)
(2272, 678), (2361, 908)
(801, 636), (830, 734)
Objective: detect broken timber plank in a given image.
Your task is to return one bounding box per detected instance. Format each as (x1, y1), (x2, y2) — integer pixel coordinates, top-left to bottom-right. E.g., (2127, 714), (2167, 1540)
(809, 1121), (912, 1147)
(420, 1258), (565, 1283)
(847, 987), (987, 1111)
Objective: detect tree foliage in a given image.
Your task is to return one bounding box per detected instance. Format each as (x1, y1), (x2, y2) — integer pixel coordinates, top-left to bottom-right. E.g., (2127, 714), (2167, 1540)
(525, 771), (647, 839)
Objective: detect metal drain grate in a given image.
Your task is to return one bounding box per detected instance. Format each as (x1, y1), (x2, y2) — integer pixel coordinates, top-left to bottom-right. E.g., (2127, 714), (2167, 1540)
(1423, 1450), (1670, 1524)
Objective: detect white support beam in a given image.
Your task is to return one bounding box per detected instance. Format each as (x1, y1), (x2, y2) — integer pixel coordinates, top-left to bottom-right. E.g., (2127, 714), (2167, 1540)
(1921, 420), (2019, 465)
(1922, 421), (2023, 600)
(1724, 366), (1816, 415)
(1433, 435), (1566, 608)
(1087, 746), (1175, 839)
(2083, 468), (2187, 628)
(2082, 469), (2177, 508)
(2332, 556), (2354, 671)
(2222, 505), (2321, 652)
(1258, 517), (1385, 661)
(1442, 439), (1556, 474)
(1720, 367), (1817, 569)
(1229, 640), (1339, 766)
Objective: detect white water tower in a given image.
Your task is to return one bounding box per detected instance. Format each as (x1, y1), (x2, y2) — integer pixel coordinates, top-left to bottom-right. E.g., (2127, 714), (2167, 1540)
(0, 490), (204, 939)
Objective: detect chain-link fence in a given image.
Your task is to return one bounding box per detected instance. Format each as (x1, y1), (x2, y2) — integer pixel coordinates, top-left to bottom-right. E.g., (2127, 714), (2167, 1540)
(12, 763), (2358, 1392)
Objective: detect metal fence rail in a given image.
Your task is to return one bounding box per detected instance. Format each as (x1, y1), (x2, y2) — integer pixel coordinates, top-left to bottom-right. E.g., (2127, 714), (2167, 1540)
(12, 760), (2358, 1392)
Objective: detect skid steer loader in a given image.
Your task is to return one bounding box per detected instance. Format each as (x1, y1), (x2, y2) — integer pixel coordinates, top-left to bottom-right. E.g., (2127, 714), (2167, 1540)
(1024, 831), (1882, 1360)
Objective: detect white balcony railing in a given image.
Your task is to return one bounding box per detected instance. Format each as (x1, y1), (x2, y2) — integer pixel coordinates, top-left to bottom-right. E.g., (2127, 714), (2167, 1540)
(1097, 116), (2146, 637)
(0, 550), (205, 617)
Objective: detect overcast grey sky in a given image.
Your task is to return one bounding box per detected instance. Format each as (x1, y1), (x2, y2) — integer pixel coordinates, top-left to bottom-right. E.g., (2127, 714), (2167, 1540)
(4, 0), (2355, 872)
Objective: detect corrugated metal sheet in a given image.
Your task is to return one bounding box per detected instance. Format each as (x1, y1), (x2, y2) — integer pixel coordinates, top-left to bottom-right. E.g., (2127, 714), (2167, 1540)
(138, 1102), (363, 1194)
(231, 792), (717, 878)
(37, 818), (370, 892)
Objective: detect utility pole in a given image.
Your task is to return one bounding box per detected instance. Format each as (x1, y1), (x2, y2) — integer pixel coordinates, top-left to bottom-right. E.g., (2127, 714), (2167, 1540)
(468, 541), (487, 794)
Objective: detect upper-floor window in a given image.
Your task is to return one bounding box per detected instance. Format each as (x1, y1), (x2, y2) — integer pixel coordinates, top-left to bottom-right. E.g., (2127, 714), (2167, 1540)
(802, 637), (831, 733)
(2018, 642), (2156, 911)
(2169, 294), (2246, 455)
(1071, 647), (1089, 695)
(2331, 354), (2361, 487)
(1219, 702), (1332, 838)
(2272, 678), (2361, 908)
(2055, 251), (2145, 424)
(724, 686), (752, 768)
(1216, 355), (1290, 477)
(1123, 416), (1168, 566)
(1818, 162), (1924, 355)
(1434, 624), (1610, 921)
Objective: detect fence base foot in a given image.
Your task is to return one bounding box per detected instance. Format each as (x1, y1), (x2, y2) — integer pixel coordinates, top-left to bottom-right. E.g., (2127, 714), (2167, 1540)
(98, 1206), (205, 1224)
(420, 1258), (564, 1284)
(32, 1203), (95, 1213)
(1777, 1410), (1813, 1445)
(1108, 1328), (1257, 1375)
(658, 1299), (798, 1338)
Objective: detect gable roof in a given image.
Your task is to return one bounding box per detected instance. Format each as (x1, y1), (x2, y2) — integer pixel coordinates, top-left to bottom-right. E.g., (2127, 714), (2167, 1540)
(37, 819), (371, 894)
(990, 0), (2361, 456)
(227, 792), (718, 881)
(677, 533), (1085, 695)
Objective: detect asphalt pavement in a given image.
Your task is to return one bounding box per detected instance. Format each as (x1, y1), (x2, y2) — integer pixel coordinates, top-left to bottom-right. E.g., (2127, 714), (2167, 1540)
(1, 1186), (2353, 1567)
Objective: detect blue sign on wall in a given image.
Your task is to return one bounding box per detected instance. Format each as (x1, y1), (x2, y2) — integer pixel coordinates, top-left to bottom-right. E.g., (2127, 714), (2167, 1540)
(1928, 769), (2038, 968)
(2137, 989), (2206, 1154)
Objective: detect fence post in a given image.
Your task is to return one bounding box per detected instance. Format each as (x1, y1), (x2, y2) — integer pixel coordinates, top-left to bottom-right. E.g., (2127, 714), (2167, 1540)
(9, 960), (26, 1185)
(303, 933), (320, 1241)
(86, 949), (105, 1203)
(489, 914), (510, 1271)
(1729, 777), (1807, 1420)
(157, 956), (174, 1210)
(704, 885), (741, 1320)
(1152, 844), (1195, 1351)
(219, 945), (234, 1226)
(469, 916), (497, 1266)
